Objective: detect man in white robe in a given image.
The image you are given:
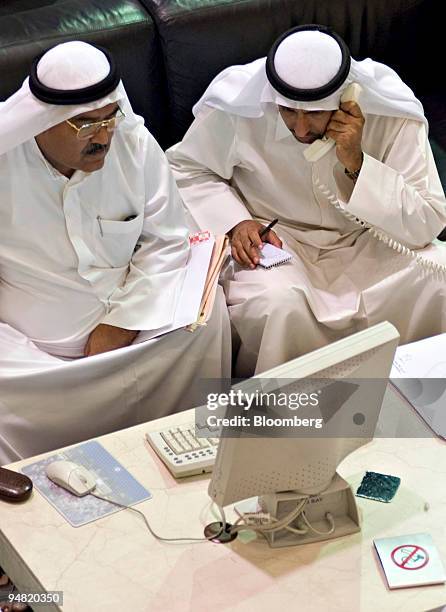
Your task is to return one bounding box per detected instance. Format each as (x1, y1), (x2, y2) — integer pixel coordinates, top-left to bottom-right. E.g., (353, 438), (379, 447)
(167, 25), (446, 377)
(0, 42), (231, 464)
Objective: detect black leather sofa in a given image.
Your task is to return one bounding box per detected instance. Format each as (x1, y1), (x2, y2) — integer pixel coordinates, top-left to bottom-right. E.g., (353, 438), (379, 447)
(0, 0), (444, 187)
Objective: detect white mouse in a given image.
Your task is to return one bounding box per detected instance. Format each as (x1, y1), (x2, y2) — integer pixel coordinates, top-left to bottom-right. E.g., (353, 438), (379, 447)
(46, 460), (97, 496)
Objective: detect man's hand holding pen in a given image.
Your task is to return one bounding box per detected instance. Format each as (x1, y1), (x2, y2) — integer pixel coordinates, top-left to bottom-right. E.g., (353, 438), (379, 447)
(229, 218), (281, 268)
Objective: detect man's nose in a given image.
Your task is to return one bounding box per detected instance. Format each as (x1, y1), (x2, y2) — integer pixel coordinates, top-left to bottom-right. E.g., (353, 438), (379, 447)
(90, 125), (110, 146)
(292, 111), (310, 138)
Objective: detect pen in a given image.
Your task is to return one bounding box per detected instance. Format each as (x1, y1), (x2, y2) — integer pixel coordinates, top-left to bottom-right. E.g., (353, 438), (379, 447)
(97, 214), (136, 238)
(97, 215), (104, 237)
(259, 218), (278, 239)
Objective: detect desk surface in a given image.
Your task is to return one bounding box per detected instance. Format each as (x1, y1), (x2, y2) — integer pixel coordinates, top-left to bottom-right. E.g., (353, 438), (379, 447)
(1, 386), (445, 612)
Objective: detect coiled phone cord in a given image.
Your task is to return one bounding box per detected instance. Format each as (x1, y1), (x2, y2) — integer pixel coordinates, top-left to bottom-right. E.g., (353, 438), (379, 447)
(314, 176), (446, 278)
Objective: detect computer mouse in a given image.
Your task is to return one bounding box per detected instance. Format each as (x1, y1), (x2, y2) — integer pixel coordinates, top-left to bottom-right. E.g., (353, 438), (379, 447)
(45, 460), (96, 496)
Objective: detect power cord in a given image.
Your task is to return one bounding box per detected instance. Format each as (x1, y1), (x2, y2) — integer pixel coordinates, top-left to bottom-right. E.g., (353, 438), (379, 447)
(229, 498), (305, 535)
(90, 490), (225, 543)
(229, 498), (336, 538)
(90, 491), (334, 543)
(286, 510), (335, 536)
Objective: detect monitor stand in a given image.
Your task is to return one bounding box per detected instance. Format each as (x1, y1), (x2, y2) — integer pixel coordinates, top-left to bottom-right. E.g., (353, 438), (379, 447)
(259, 473), (360, 548)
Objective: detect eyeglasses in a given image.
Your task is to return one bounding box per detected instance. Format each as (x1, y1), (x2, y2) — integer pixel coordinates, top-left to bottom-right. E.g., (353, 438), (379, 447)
(65, 107), (125, 140)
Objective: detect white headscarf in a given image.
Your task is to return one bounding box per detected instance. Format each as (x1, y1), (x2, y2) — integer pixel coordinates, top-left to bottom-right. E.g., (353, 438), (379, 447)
(193, 27), (426, 124)
(0, 41), (142, 157)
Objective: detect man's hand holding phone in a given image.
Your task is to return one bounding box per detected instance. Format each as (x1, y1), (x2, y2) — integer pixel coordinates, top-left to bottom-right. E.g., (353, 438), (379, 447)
(229, 220), (282, 268)
(325, 100), (365, 173)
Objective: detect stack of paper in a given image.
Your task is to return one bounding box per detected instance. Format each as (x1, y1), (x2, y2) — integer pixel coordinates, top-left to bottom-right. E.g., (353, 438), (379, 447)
(390, 333), (446, 378)
(136, 231), (228, 341)
(390, 333), (446, 439)
(188, 234), (229, 330)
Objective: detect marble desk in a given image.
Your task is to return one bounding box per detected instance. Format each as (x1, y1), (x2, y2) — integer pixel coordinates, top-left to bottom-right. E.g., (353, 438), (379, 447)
(0, 386), (445, 612)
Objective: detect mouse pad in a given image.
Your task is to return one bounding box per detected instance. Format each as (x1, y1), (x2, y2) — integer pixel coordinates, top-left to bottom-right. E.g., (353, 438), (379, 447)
(21, 440), (151, 527)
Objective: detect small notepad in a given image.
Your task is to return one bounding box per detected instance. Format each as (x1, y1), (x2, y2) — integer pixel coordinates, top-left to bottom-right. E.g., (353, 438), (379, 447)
(258, 243), (292, 269)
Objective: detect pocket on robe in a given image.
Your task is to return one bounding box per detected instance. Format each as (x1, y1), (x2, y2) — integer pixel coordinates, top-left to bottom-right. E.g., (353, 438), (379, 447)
(96, 212), (144, 268)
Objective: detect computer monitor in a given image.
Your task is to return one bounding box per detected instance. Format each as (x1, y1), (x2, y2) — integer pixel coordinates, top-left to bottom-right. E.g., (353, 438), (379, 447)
(206, 321), (400, 547)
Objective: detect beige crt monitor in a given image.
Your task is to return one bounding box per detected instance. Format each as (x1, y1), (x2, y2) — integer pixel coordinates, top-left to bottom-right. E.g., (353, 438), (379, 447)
(207, 322), (400, 546)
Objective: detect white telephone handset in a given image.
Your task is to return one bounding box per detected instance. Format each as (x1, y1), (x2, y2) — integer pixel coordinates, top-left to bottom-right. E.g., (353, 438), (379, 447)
(304, 83), (446, 276)
(303, 83), (363, 162)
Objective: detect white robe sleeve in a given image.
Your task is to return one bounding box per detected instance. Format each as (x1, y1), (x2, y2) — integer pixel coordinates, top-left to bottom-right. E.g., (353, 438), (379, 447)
(166, 107), (252, 235)
(102, 130), (190, 331)
(335, 119), (446, 249)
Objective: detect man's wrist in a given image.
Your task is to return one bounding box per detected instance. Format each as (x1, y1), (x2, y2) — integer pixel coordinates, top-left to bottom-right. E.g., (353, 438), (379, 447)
(344, 153), (363, 181)
(228, 219), (250, 239)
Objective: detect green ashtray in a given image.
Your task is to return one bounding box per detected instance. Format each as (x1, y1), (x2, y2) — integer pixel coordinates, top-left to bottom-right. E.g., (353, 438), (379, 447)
(356, 471), (401, 503)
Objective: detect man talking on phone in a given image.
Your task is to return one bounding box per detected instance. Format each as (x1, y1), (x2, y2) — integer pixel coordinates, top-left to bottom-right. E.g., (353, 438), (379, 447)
(167, 24), (446, 376)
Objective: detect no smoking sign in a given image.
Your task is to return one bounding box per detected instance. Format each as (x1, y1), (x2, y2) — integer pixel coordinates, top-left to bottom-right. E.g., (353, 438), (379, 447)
(374, 533), (445, 588)
(391, 545), (429, 570)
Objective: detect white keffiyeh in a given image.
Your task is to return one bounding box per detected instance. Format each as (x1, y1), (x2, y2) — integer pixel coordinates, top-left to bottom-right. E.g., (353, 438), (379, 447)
(0, 41), (142, 156)
(193, 27), (426, 124)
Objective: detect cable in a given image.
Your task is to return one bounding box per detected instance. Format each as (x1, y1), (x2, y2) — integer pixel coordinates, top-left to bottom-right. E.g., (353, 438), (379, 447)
(91, 489), (333, 542)
(90, 491), (225, 543)
(313, 175), (446, 278)
(299, 510), (335, 536)
(231, 498), (336, 538)
(230, 498), (309, 535)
